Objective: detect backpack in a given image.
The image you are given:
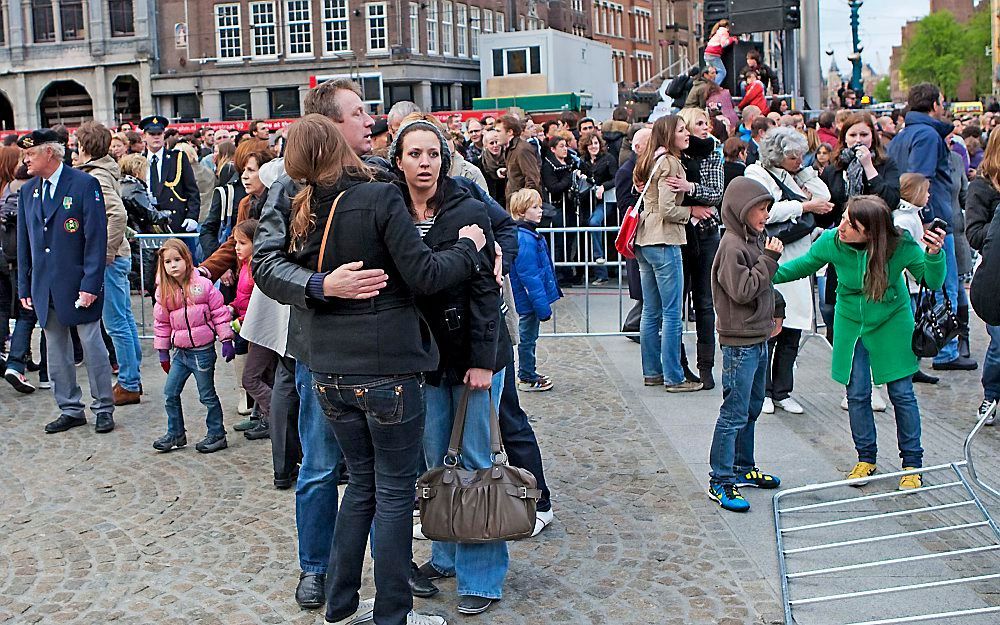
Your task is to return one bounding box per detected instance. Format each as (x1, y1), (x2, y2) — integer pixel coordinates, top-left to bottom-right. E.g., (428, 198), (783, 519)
(665, 74), (691, 99)
(215, 183), (236, 244)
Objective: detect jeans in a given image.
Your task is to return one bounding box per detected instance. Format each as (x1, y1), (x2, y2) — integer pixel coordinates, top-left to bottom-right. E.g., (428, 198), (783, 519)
(588, 203), (609, 281)
(499, 355), (551, 512)
(295, 362), (342, 574)
(5, 269), (37, 375)
(766, 328), (801, 401)
(313, 372), (426, 625)
(517, 312), (541, 382)
(163, 346), (224, 438)
(705, 53), (726, 85)
(636, 244), (684, 384)
(933, 234), (962, 364)
(423, 372), (509, 599)
(709, 343), (768, 486)
(983, 324), (1000, 402)
(846, 341), (923, 467)
(103, 256), (143, 392)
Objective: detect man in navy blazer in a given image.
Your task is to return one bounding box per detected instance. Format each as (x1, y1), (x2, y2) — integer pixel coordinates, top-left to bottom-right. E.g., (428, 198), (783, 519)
(17, 129), (116, 434)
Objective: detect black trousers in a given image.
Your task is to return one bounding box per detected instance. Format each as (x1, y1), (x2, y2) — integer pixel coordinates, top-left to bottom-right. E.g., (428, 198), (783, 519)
(683, 226), (721, 350)
(270, 356), (303, 478)
(500, 351), (551, 512)
(766, 327), (801, 401)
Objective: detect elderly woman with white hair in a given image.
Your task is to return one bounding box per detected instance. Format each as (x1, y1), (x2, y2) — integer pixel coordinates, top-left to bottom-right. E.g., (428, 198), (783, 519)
(744, 126), (834, 415)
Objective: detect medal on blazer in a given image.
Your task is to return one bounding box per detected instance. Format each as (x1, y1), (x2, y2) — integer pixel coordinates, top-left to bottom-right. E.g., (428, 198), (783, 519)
(64, 218), (80, 233)
(63, 197), (72, 210)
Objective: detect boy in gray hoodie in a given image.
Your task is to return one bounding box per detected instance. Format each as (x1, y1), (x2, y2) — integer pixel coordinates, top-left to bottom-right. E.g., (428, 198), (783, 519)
(707, 177), (786, 512)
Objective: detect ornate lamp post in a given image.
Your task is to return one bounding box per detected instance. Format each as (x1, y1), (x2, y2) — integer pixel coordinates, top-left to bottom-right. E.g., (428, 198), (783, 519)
(848, 0), (864, 96)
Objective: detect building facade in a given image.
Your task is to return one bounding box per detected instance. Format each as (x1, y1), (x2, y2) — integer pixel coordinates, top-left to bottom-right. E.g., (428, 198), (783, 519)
(590, 0), (654, 96)
(0, 0), (156, 129)
(889, 0), (976, 102)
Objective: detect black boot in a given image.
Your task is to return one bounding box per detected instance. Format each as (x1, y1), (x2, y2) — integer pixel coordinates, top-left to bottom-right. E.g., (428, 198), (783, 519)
(957, 304), (971, 359)
(696, 343), (716, 391)
(680, 343), (701, 383)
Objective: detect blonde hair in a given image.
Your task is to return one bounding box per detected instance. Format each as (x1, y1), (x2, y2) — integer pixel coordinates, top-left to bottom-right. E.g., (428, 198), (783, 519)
(899, 173), (930, 206)
(508, 188), (542, 219)
(119, 153), (148, 181)
(678, 108), (710, 134)
(174, 142), (198, 165)
(978, 127), (1000, 191)
(156, 239), (195, 309)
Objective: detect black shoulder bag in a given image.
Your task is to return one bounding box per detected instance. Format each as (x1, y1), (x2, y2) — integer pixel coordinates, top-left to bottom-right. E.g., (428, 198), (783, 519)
(912, 284), (960, 358)
(762, 168), (817, 244)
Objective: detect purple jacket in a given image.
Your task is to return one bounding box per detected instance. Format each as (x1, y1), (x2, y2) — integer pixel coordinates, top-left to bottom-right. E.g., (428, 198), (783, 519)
(154, 271), (235, 350)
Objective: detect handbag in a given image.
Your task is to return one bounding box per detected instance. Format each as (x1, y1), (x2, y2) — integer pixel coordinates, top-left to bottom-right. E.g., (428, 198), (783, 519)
(912, 284), (960, 358)
(615, 155), (665, 260)
(761, 168), (817, 244)
(417, 388), (540, 543)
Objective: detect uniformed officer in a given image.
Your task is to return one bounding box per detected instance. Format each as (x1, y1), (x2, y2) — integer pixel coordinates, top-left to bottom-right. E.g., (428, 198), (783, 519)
(139, 115), (201, 236)
(16, 129), (115, 434)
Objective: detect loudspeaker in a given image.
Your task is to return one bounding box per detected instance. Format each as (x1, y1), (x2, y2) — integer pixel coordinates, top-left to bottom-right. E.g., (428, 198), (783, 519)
(700, 41), (764, 94)
(728, 0), (801, 35)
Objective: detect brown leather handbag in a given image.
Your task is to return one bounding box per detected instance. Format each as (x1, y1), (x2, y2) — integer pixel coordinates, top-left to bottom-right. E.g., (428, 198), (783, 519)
(417, 388), (540, 543)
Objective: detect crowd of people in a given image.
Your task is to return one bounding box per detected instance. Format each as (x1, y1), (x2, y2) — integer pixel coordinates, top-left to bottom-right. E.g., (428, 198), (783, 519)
(3, 47), (1000, 623)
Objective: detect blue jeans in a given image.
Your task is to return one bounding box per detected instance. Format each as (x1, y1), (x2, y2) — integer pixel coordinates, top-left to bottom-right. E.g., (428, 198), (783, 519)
(846, 341), (923, 468)
(636, 244), (684, 384)
(295, 362), (343, 574)
(103, 256), (142, 392)
(313, 372), (426, 625)
(163, 346), (224, 438)
(517, 312), (540, 382)
(933, 234), (963, 364)
(6, 285), (37, 375)
(705, 54), (726, 85)
(984, 325), (1000, 402)
(588, 203), (609, 281)
(423, 372), (508, 599)
(709, 343), (768, 486)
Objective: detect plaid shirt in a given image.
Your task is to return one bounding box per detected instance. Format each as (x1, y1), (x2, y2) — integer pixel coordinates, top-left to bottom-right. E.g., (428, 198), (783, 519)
(690, 148), (725, 208)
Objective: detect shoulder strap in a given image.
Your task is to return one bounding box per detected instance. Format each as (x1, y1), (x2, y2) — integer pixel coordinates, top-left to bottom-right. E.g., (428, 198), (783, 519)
(633, 155), (666, 211)
(316, 190), (347, 273)
(763, 167), (806, 202)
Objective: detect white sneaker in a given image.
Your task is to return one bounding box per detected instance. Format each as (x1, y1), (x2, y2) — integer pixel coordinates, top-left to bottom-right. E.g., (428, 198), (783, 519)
(841, 394), (849, 411)
(762, 397), (774, 414)
(531, 509), (554, 537)
(776, 397), (804, 414)
(4, 368), (36, 394)
(871, 386), (887, 412)
(38, 378), (52, 390)
(325, 598), (375, 625)
(413, 523), (427, 540)
(406, 612), (446, 625)
(980, 399), (997, 426)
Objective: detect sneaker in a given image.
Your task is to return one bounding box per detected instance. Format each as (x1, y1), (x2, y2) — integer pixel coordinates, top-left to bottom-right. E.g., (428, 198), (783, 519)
(531, 509), (554, 537)
(37, 378), (52, 390)
(153, 433), (187, 452)
(233, 417), (259, 432)
(405, 612), (446, 625)
(841, 394), (849, 411)
(4, 368), (35, 394)
(980, 399), (997, 426)
(325, 598), (376, 625)
(457, 595), (494, 615)
(762, 397), (774, 414)
(899, 468), (923, 490)
(595, 257), (607, 265)
(244, 419), (271, 440)
(665, 380), (703, 393)
(195, 434), (228, 454)
(707, 483), (750, 512)
(518, 377), (553, 392)
(591, 278), (609, 286)
(413, 523), (427, 540)
(775, 397), (804, 414)
(643, 375), (664, 386)
(735, 468), (781, 489)
(847, 461), (877, 486)
(871, 386), (887, 412)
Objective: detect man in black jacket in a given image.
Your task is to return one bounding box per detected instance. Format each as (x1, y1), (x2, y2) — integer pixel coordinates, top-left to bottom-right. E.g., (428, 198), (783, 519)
(139, 116), (200, 237)
(966, 175), (1000, 424)
(616, 127), (651, 338)
(739, 49), (780, 95)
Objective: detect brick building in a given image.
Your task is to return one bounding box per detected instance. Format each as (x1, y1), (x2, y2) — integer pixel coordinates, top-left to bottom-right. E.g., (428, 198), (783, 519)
(889, 0), (976, 102)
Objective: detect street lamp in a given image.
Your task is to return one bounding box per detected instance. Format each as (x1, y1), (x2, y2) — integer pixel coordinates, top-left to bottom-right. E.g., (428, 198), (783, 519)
(848, 0), (864, 96)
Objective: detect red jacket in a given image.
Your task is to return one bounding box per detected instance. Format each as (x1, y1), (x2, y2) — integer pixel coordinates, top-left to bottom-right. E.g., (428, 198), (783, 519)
(738, 82), (769, 115)
(817, 126), (839, 148)
(231, 261), (254, 322)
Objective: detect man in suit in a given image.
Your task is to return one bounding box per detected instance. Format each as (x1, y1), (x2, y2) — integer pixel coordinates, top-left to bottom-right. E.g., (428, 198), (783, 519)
(17, 129), (115, 434)
(140, 116), (201, 256)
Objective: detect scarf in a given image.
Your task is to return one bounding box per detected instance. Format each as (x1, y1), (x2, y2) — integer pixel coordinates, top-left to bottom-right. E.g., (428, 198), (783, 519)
(845, 157), (866, 198)
(481, 148), (505, 180)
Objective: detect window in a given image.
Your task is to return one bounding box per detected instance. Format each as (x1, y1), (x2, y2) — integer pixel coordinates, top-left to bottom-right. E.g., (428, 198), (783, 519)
(251, 1), (279, 57)
(222, 90), (251, 120)
(269, 87), (301, 117)
(0, 5), (4, 45)
(441, 1), (452, 55)
(60, 0), (85, 40)
(455, 4), (467, 57)
(322, 0), (349, 54)
(31, 0), (54, 42)
(108, 0), (135, 36)
(386, 84), (414, 107)
(426, 0), (437, 54)
(215, 4), (242, 60)
(614, 6), (621, 37)
(572, 0), (582, 11)
(482, 8), (493, 34)
(431, 83), (450, 112)
(408, 2), (420, 52)
(469, 5), (479, 57)
(518, 15), (524, 30)
(285, 0), (313, 57)
(492, 45), (540, 76)
(366, 3), (387, 53)
(495, 11), (503, 32)
(174, 94), (201, 119)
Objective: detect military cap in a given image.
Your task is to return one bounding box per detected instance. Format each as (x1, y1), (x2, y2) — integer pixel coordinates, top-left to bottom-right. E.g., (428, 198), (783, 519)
(139, 115), (169, 134)
(16, 128), (62, 149)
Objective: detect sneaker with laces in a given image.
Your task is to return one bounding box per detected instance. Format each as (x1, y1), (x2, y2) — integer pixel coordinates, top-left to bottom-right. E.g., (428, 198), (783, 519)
(735, 468), (781, 489)
(980, 399), (997, 426)
(899, 468), (922, 490)
(405, 612), (446, 625)
(776, 397), (804, 414)
(665, 380), (703, 393)
(518, 377), (553, 392)
(325, 598), (376, 625)
(847, 461), (877, 486)
(762, 397), (774, 414)
(4, 368), (35, 394)
(708, 483), (750, 512)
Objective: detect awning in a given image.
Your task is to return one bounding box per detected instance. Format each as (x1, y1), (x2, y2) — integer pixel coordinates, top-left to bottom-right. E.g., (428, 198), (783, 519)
(473, 92), (593, 113)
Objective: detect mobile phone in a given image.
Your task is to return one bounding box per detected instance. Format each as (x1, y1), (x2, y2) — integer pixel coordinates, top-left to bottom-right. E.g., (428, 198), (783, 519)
(929, 217), (948, 233)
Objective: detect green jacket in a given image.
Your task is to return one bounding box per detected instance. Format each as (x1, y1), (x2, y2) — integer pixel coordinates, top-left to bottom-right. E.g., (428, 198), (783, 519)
(774, 229), (946, 385)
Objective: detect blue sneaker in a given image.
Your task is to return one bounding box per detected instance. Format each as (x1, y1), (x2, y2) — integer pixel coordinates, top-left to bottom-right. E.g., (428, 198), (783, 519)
(734, 468), (781, 489)
(708, 483), (750, 512)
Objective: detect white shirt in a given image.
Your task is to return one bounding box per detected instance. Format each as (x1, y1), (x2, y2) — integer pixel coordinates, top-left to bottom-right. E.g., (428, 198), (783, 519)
(41, 163), (65, 200)
(146, 147), (165, 185)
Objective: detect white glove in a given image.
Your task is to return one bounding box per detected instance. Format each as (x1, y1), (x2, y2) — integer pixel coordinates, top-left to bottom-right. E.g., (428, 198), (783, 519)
(181, 219), (199, 232)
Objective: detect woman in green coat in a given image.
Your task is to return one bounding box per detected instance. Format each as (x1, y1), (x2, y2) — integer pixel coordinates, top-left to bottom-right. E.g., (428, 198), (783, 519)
(774, 195), (946, 490)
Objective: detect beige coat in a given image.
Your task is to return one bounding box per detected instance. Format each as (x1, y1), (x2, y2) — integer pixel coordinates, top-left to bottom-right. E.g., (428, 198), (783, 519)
(635, 153), (689, 247)
(77, 156), (131, 263)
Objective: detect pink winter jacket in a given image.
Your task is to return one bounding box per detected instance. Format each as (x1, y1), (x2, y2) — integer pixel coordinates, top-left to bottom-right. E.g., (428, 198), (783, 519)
(705, 27), (737, 56)
(153, 271), (235, 351)
(231, 261), (254, 322)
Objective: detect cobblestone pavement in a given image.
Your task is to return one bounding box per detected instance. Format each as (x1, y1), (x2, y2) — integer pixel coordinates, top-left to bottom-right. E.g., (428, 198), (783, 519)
(2, 294), (998, 625)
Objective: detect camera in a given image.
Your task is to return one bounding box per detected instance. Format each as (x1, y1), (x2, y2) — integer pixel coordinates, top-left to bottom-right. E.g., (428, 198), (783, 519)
(837, 146), (857, 168)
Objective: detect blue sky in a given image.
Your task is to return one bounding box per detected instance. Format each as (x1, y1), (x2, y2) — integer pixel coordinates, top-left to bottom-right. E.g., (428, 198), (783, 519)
(819, 0), (931, 74)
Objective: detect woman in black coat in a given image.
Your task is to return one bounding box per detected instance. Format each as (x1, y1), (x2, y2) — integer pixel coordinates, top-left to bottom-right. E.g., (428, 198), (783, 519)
(578, 131), (618, 284)
(542, 135), (581, 285)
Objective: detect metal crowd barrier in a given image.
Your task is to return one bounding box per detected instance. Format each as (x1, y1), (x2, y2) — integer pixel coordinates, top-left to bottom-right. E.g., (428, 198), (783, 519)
(133, 232), (200, 340)
(773, 402), (1000, 625)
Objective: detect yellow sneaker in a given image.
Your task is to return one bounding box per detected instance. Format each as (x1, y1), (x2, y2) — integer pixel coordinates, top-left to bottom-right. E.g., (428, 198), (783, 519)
(899, 468), (923, 490)
(847, 461), (877, 486)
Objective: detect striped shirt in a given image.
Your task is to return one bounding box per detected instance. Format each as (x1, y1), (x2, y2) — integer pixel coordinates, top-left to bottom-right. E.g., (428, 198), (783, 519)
(415, 216), (436, 239)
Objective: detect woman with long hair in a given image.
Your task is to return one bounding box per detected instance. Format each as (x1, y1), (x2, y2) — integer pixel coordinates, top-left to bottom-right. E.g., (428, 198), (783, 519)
(578, 130), (618, 284)
(390, 118), (511, 616)
(774, 196), (946, 488)
(542, 134), (582, 285)
(280, 113), (487, 625)
(633, 115), (701, 392)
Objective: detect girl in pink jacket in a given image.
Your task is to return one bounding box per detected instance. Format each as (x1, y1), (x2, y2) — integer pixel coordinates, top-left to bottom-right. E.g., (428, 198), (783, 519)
(705, 19), (738, 87)
(152, 238), (236, 454)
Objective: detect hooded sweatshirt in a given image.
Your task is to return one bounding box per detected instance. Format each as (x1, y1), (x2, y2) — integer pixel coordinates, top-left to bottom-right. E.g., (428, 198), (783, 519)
(77, 155), (131, 263)
(711, 177), (784, 346)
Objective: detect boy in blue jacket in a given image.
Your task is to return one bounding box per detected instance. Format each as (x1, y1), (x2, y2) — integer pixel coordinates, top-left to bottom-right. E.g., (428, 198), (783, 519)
(508, 188), (562, 392)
